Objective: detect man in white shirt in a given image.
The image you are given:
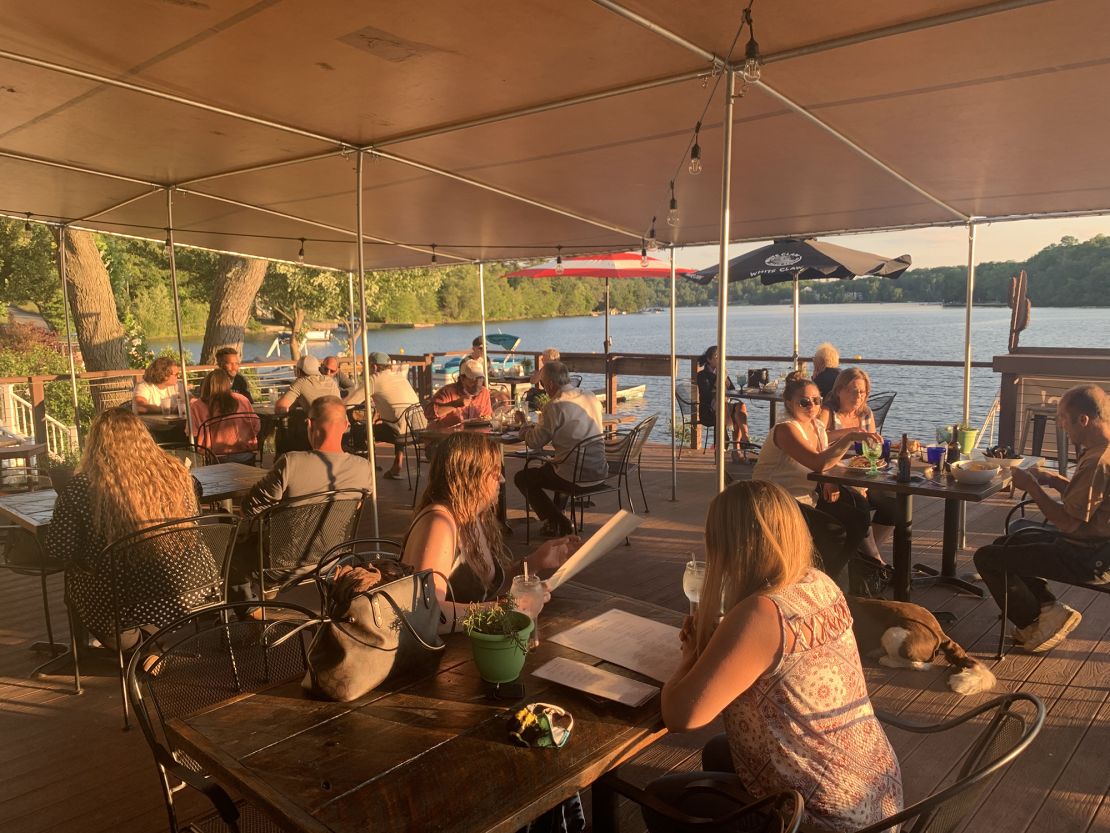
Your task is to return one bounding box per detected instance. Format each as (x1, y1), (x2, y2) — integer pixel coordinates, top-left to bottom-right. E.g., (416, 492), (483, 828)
(514, 361), (607, 536)
(346, 352), (426, 478)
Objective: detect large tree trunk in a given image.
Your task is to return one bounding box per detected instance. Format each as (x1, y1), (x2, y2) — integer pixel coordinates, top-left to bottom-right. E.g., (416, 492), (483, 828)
(58, 228), (128, 371)
(200, 255), (268, 363)
(290, 307), (305, 360)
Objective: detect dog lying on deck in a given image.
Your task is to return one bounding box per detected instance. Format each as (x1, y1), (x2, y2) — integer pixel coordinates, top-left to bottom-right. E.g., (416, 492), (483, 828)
(846, 596), (996, 696)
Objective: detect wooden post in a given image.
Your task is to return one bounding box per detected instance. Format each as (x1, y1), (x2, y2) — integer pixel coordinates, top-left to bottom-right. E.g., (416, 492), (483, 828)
(420, 354), (435, 401)
(30, 376), (47, 444)
(606, 356), (618, 415)
(998, 371), (1020, 451)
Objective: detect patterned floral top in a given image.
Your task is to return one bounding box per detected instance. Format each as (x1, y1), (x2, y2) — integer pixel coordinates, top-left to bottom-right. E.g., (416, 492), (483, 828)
(722, 570), (902, 832)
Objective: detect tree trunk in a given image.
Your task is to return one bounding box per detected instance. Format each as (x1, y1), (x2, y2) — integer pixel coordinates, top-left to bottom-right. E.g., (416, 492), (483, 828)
(289, 307), (305, 360)
(58, 228), (128, 371)
(200, 255), (268, 363)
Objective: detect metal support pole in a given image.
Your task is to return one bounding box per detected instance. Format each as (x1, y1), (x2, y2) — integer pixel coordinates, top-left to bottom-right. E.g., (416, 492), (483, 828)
(604, 276), (613, 415)
(165, 189), (194, 443)
(355, 152), (380, 536)
(962, 222), (977, 425)
(669, 247), (677, 501)
(56, 227), (81, 450)
(478, 262), (490, 380)
(714, 71), (736, 493)
(792, 274), (801, 369)
(346, 271), (357, 358)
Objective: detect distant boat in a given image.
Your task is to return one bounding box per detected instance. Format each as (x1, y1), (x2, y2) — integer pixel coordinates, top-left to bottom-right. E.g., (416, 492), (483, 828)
(278, 329), (332, 342)
(594, 384), (647, 404)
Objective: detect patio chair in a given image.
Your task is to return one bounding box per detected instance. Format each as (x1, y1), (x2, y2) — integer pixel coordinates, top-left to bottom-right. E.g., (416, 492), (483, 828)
(159, 441), (218, 468)
(569, 374), (583, 388)
(674, 387), (695, 459)
(605, 413), (658, 514)
(195, 412), (262, 465)
(126, 600), (315, 833)
(867, 392), (897, 435)
(523, 434), (620, 543)
(0, 465), (52, 494)
(398, 402), (429, 506)
(309, 537), (404, 613)
(89, 513), (239, 728)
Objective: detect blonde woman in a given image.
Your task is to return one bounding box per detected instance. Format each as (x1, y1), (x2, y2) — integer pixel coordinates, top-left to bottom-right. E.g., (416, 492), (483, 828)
(45, 409), (217, 648)
(644, 481), (902, 833)
(401, 432), (578, 632)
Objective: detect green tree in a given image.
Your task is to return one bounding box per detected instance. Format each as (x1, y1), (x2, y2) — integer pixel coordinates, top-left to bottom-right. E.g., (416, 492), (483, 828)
(258, 264), (346, 357)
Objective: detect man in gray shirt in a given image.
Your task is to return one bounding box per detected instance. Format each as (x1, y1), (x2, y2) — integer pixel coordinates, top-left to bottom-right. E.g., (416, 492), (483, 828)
(275, 355), (341, 413)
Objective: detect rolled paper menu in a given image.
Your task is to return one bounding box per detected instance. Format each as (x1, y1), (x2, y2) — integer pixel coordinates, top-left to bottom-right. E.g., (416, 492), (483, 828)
(544, 510), (644, 593)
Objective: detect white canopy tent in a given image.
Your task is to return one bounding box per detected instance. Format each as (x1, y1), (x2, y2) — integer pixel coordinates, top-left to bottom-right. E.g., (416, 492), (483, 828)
(1, 0), (1108, 493)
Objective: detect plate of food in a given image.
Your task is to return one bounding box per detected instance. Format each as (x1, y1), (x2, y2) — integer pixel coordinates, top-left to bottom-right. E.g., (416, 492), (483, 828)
(889, 438), (922, 455)
(949, 460), (1000, 485)
(845, 455), (889, 471)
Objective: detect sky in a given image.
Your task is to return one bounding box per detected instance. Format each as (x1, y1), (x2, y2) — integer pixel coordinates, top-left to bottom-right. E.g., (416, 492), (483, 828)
(679, 215), (1110, 271)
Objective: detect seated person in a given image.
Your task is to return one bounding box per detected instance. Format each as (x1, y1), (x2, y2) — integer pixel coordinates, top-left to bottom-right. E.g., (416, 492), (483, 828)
(346, 352), (426, 478)
(752, 376), (880, 581)
(645, 480), (902, 833)
(190, 368), (261, 463)
(228, 396), (372, 601)
(973, 384), (1110, 653)
(429, 359), (492, 428)
(215, 346), (254, 403)
(322, 355), (357, 396)
(402, 432), (578, 631)
(525, 347), (560, 410)
(513, 361), (606, 537)
(44, 409), (217, 649)
(133, 356), (182, 414)
(695, 346), (749, 460)
(275, 355), (340, 414)
(466, 335), (485, 363)
(812, 342), (841, 399)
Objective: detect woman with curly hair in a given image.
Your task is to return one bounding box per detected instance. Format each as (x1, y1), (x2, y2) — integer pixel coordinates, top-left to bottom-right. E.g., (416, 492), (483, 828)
(401, 432), (578, 633)
(45, 409), (218, 648)
(133, 355), (182, 414)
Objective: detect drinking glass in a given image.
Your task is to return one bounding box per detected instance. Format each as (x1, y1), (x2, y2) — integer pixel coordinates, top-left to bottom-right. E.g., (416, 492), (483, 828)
(510, 574), (544, 649)
(682, 557), (706, 615)
(861, 439), (884, 475)
(935, 425), (953, 445)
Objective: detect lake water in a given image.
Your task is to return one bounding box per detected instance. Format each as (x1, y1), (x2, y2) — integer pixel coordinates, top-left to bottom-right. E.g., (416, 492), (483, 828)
(152, 304), (1110, 444)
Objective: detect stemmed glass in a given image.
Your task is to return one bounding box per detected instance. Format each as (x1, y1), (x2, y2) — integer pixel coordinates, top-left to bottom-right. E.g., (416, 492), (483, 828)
(682, 557), (706, 615)
(861, 439), (884, 475)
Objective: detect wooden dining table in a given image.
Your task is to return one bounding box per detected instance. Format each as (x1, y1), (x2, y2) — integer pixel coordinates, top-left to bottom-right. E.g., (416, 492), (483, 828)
(729, 386), (784, 432)
(166, 584), (682, 833)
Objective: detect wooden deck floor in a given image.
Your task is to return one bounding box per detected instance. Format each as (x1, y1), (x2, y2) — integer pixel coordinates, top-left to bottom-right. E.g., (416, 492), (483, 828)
(1, 444), (1107, 832)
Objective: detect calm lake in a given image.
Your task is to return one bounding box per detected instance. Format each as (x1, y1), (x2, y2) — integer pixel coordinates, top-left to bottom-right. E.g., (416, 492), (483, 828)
(153, 304), (1110, 444)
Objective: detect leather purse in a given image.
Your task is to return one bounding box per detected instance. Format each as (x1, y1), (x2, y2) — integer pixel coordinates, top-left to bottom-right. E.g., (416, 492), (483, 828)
(304, 559), (447, 702)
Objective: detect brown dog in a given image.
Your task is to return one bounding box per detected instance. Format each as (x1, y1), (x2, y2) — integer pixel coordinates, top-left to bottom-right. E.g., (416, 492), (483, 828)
(847, 596), (996, 696)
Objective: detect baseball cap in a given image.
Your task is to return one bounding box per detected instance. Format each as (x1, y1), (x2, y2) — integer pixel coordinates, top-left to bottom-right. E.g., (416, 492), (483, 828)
(459, 358), (486, 379)
(299, 355), (320, 376)
(370, 351), (391, 366)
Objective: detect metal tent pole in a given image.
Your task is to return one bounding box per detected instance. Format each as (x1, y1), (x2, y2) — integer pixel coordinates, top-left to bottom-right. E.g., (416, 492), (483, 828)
(669, 247), (677, 501)
(56, 227), (81, 450)
(165, 189), (194, 443)
(347, 271), (357, 358)
(714, 72), (736, 493)
(792, 274), (801, 369)
(962, 222), (977, 425)
(479, 262), (490, 380)
(355, 152), (380, 536)
(604, 276), (613, 415)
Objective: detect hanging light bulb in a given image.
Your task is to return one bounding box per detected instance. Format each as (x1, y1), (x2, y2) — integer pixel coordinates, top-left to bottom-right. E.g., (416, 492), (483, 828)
(163, 229), (172, 253)
(742, 8), (762, 83)
(23, 213), (32, 233)
(667, 181), (680, 227)
(555, 246), (564, 275)
(647, 217), (658, 251)
(689, 122), (703, 176)
(431, 244), (437, 264)
(640, 240), (649, 268)
(297, 238), (306, 264)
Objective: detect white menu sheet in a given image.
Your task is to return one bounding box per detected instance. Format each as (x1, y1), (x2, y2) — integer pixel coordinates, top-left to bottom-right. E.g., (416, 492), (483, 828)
(533, 657), (660, 707)
(545, 510), (644, 592)
(549, 608), (682, 683)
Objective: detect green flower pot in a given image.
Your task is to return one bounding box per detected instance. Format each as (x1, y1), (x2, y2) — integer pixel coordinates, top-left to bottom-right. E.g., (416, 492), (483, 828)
(468, 611), (533, 684)
(957, 428), (978, 456)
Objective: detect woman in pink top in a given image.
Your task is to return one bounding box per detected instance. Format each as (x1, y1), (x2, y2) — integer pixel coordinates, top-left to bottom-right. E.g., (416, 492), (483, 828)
(646, 481), (902, 833)
(190, 369), (260, 463)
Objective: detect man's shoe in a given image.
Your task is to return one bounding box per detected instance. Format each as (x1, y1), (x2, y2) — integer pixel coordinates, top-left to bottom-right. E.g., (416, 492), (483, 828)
(1015, 603), (1082, 653)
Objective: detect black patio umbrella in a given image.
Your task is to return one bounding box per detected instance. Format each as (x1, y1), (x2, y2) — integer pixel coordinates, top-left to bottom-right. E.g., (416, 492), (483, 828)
(691, 237), (912, 364)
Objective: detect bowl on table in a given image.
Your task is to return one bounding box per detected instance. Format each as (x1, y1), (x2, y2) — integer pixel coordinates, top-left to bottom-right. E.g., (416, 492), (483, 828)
(993, 456), (1026, 471)
(949, 460), (1000, 485)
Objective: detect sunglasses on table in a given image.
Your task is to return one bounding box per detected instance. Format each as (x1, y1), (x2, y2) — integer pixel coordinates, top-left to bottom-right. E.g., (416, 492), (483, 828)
(798, 396), (822, 408)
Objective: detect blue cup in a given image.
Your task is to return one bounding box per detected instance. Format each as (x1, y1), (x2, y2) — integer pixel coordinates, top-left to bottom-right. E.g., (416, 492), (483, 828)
(926, 445), (946, 468)
(881, 439), (892, 461)
(852, 441), (862, 455)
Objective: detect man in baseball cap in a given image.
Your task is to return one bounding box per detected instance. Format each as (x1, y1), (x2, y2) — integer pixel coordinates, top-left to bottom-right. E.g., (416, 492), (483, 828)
(430, 357), (492, 428)
(275, 353), (340, 414)
(346, 352), (424, 477)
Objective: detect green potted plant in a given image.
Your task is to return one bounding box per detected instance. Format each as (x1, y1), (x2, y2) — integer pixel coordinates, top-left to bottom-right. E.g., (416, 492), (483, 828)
(462, 594), (533, 684)
(43, 448), (81, 491)
(956, 422), (978, 456)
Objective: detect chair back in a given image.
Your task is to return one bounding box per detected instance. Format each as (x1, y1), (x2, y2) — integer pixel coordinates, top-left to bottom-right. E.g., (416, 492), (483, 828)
(195, 412), (261, 463)
(276, 409), (311, 455)
(628, 413), (658, 461)
(674, 387), (694, 422)
(570, 434), (611, 485)
(310, 537), (404, 611)
(569, 374), (583, 388)
(99, 514), (239, 640)
(868, 391), (897, 434)
(159, 442), (218, 468)
(864, 693), (1044, 833)
(399, 402), (429, 437)
(258, 489), (367, 590)
(0, 466), (52, 494)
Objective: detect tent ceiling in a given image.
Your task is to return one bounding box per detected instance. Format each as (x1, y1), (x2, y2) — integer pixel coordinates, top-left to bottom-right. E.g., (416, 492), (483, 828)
(1, 0), (1107, 270)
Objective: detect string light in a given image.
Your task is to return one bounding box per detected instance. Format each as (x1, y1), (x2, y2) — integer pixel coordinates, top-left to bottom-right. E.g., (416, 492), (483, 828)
(23, 213), (32, 233)
(647, 217), (658, 251)
(689, 122), (703, 175)
(297, 238), (306, 263)
(667, 181), (679, 227)
(640, 240), (649, 268)
(555, 246), (564, 275)
(431, 244), (437, 264)
(163, 229), (172, 253)
(742, 8), (761, 83)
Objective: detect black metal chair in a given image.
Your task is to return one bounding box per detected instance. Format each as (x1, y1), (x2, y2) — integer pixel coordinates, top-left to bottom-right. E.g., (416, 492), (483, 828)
(159, 442), (219, 468)
(674, 387), (696, 459)
(195, 412), (263, 465)
(126, 600), (315, 833)
(309, 537), (404, 612)
(86, 513), (239, 728)
(398, 402), (429, 506)
(569, 374), (583, 388)
(0, 464), (52, 493)
(867, 391), (897, 434)
(523, 434), (622, 543)
(605, 414), (658, 514)
(1, 515), (71, 677)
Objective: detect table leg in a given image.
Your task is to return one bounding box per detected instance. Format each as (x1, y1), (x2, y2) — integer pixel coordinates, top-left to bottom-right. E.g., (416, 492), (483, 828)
(910, 498), (984, 597)
(591, 778), (620, 833)
(768, 401), (778, 429)
(892, 492), (912, 601)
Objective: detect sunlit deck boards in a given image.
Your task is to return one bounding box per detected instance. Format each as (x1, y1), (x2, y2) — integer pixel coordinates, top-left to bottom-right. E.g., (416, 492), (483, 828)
(1, 444), (1107, 833)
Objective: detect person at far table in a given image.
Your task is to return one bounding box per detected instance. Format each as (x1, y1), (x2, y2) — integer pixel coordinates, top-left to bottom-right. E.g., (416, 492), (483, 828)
(973, 384), (1110, 654)
(752, 375), (881, 583)
(466, 335), (485, 363)
(44, 409), (216, 650)
(275, 354), (340, 414)
(346, 352), (426, 478)
(215, 346), (253, 403)
(429, 358), (492, 428)
(228, 396), (372, 603)
(514, 360), (606, 537)
(321, 355), (357, 396)
(132, 355), (183, 414)
(644, 480), (902, 833)
(525, 347), (560, 410)
(695, 346), (750, 462)
(190, 369), (260, 464)
(812, 342), (841, 399)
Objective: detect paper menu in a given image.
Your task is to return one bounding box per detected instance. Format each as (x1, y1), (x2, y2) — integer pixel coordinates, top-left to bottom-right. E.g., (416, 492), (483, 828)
(533, 657), (659, 707)
(549, 608), (682, 683)
(545, 510), (644, 592)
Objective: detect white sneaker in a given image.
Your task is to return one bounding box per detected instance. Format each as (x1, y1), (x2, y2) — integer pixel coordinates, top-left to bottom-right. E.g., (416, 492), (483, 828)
(1015, 603), (1082, 653)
